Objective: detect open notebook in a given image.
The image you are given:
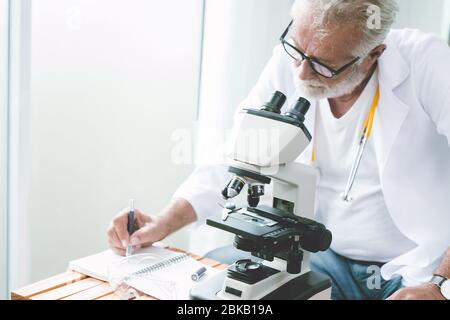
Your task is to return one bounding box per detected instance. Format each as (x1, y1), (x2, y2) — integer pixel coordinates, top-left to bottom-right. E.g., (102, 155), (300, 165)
(68, 246), (219, 300)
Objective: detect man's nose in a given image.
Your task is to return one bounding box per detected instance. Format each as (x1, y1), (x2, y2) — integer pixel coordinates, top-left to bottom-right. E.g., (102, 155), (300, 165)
(294, 59), (316, 81)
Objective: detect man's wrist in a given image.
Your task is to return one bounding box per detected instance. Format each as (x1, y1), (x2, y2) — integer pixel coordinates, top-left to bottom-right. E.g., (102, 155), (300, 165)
(433, 272), (449, 282)
(427, 281), (442, 291)
(155, 214), (173, 239)
(428, 275), (448, 299)
(434, 271), (450, 280)
(433, 248), (450, 279)
(158, 198), (197, 236)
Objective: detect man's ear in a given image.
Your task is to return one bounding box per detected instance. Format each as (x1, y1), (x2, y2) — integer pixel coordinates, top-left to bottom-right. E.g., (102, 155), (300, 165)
(369, 44), (387, 60)
(361, 44), (386, 72)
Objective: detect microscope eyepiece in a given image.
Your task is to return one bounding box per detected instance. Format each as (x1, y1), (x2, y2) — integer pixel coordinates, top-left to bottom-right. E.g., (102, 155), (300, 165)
(285, 97), (311, 123)
(261, 91), (287, 114)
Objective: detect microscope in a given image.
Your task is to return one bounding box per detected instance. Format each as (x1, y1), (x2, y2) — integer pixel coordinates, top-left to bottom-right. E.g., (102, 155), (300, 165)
(190, 92), (333, 300)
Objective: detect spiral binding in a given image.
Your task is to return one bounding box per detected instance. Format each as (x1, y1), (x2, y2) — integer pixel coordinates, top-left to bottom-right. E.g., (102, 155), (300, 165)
(130, 253), (189, 277)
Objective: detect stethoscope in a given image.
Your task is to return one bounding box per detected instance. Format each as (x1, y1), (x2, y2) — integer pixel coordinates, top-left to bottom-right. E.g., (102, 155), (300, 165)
(312, 84), (380, 202)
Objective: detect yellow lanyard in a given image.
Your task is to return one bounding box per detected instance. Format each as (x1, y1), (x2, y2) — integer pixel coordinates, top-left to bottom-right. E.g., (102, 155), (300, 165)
(311, 84), (380, 163)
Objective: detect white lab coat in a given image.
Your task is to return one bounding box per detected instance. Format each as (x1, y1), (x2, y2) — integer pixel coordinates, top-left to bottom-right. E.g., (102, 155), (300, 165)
(173, 29), (450, 286)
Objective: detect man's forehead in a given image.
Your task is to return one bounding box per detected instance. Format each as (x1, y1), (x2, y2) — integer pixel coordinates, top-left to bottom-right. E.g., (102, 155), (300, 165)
(291, 20), (361, 63)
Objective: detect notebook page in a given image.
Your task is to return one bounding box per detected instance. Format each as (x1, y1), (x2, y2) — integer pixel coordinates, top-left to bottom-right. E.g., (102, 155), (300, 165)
(68, 246), (177, 281)
(126, 256), (220, 300)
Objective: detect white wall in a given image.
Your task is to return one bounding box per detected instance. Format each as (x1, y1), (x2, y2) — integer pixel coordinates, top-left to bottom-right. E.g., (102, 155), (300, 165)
(0, 0), (9, 300)
(394, 0), (447, 39)
(189, 0), (295, 255)
(442, 0), (450, 43)
(16, 0), (203, 286)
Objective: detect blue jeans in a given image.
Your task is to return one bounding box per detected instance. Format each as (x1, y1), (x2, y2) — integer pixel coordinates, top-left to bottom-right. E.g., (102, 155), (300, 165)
(310, 249), (404, 300)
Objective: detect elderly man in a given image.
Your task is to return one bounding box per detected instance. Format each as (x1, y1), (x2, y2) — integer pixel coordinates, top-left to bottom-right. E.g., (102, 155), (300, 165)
(107, 0), (450, 300)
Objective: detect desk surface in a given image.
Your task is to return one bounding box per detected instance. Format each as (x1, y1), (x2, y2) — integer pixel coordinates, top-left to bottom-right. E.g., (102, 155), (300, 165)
(11, 243), (227, 300)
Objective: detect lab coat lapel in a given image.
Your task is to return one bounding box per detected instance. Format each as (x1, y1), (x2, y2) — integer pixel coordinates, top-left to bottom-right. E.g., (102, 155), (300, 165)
(372, 39), (411, 176)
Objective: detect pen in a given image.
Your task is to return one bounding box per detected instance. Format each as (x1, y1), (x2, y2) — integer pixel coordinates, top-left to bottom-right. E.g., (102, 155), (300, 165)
(126, 199), (135, 257)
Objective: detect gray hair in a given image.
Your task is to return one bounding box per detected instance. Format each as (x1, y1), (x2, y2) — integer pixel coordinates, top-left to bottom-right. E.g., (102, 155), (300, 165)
(290, 0), (399, 57)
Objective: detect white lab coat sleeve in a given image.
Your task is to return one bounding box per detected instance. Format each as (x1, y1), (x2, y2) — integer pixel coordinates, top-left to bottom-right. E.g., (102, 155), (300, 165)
(415, 34), (450, 253)
(415, 34), (450, 146)
(172, 164), (231, 226)
(172, 45), (288, 225)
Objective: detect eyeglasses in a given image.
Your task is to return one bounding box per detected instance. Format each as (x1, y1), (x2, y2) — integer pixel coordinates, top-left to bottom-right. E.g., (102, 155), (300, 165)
(280, 21), (360, 78)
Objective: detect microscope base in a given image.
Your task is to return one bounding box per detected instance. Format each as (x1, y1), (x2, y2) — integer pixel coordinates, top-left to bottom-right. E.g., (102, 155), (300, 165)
(190, 269), (331, 300)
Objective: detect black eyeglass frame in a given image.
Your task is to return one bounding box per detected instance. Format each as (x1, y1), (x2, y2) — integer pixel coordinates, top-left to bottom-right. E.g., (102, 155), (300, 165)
(280, 20), (361, 78)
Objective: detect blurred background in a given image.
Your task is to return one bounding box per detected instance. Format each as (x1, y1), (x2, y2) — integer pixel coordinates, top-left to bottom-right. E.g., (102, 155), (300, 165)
(0, 0), (449, 299)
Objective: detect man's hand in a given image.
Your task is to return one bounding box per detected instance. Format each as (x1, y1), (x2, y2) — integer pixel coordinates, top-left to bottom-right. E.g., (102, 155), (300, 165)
(106, 208), (170, 256)
(387, 283), (446, 300)
(106, 198), (197, 256)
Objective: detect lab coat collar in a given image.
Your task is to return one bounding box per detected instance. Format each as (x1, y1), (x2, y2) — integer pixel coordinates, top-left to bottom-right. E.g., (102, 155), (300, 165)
(378, 34), (410, 90)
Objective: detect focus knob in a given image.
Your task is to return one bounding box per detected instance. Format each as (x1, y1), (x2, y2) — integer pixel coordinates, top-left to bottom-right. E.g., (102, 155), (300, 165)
(301, 228), (332, 253)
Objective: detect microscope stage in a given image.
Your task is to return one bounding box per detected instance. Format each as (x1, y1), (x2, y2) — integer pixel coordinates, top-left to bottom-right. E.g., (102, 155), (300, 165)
(207, 207), (291, 242)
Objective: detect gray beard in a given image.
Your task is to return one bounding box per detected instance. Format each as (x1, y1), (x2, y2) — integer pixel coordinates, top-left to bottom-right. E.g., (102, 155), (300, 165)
(292, 65), (367, 100)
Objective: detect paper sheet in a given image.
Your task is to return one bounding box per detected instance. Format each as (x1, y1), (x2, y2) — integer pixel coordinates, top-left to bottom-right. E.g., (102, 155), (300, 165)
(68, 246), (219, 299)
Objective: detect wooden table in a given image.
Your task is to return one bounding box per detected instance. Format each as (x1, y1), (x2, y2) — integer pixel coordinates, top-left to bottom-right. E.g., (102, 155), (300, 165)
(11, 244), (227, 300)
